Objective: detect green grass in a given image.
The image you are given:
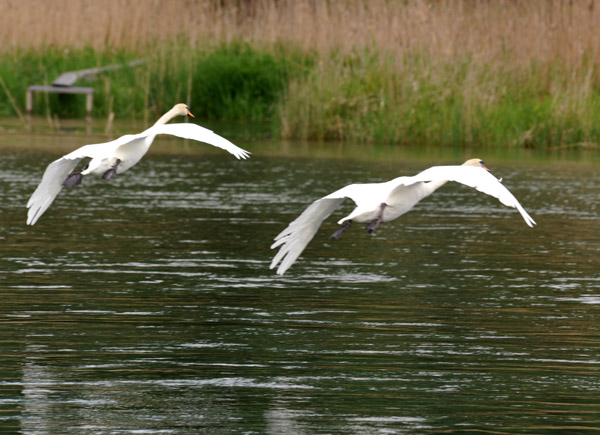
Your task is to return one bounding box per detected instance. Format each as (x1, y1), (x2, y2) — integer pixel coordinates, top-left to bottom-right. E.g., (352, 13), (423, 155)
(1, 41), (600, 148)
(279, 48), (600, 148)
(0, 42), (308, 122)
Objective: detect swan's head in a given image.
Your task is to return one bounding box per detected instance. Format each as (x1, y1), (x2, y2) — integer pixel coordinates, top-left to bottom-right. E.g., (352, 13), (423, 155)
(462, 158), (489, 171)
(172, 103), (195, 118)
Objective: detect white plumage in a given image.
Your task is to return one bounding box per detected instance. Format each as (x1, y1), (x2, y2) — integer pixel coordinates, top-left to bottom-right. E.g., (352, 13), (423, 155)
(26, 104), (250, 225)
(270, 159), (536, 275)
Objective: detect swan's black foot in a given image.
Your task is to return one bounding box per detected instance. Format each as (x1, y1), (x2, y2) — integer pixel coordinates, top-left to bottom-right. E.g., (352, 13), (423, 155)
(102, 159), (121, 182)
(330, 220), (352, 240)
(366, 217), (383, 234)
(63, 172), (83, 188)
(366, 202), (387, 234)
(102, 168), (117, 181)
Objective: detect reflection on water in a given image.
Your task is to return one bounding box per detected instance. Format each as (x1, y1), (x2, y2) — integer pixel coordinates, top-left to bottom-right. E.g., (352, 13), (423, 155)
(0, 135), (599, 433)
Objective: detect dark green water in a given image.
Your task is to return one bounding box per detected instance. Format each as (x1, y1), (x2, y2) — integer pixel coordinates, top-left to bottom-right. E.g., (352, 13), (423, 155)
(0, 135), (599, 433)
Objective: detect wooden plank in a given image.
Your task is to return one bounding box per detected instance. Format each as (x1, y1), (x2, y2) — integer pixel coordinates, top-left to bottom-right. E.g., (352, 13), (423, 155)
(52, 59), (145, 87)
(28, 85), (94, 94)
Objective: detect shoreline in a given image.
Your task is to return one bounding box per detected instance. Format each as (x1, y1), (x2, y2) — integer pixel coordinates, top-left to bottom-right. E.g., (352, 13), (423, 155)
(1, 117), (597, 166)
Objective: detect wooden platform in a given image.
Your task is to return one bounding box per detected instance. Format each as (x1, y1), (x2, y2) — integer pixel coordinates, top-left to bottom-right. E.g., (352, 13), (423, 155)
(26, 59), (144, 116)
(26, 85), (94, 116)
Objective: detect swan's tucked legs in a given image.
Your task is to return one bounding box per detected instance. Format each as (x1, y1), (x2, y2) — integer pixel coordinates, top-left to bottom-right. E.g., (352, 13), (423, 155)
(102, 159), (121, 182)
(330, 220), (352, 240)
(366, 203), (387, 234)
(63, 163), (89, 189)
(63, 172), (83, 189)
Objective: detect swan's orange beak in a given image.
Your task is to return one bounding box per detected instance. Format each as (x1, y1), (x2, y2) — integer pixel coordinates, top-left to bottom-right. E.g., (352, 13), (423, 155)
(482, 164), (490, 171)
(187, 109), (195, 118)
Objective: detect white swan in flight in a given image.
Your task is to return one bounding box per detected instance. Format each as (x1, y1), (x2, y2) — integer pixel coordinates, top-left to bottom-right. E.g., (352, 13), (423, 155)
(270, 159), (536, 275)
(26, 103), (250, 225)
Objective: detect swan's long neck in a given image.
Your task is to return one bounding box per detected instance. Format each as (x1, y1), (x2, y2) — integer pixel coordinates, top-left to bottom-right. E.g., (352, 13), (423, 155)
(140, 106), (181, 151)
(153, 107), (180, 126)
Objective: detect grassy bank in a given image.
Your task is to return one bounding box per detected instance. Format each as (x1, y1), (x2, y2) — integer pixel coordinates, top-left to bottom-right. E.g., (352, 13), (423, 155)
(3, 43), (600, 149)
(0, 43), (307, 123)
(279, 49), (600, 148)
(2, 0), (600, 148)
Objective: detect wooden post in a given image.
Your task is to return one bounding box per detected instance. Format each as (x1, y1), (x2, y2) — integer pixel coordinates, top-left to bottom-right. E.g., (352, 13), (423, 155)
(86, 93), (93, 117)
(26, 88), (33, 114)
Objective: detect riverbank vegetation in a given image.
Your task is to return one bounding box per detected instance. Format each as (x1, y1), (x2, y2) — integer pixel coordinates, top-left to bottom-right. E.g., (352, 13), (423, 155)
(1, 0), (600, 148)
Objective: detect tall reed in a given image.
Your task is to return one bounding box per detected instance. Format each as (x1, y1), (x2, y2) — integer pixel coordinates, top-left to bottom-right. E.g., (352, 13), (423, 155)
(278, 48), (600, 147)
(3, 0), (600, 70)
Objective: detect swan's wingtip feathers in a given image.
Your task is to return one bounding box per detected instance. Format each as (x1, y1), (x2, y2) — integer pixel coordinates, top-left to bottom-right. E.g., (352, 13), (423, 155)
(235, 149), (251, 160)
(512, 201), (536, 228)
(26, 210), (36, 225)
(26, 203), (45, 226)
(268, 257), (288, 275)
(26, 197), (50, 226)
(269, 197), (347, 275)
(224, 145), (250, 160)
(269, 253), (287, 275)
(525, 214), (537, 227)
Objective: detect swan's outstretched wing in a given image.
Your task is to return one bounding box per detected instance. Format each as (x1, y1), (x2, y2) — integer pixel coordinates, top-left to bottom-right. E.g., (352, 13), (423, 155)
(406, 165), (536, 227)
(26, 122), (246, 226)
(271, 184), (369, 275)
(26, 143), (108, 226)
(137, 123), (250, 159)
(26, 157), (81, 225)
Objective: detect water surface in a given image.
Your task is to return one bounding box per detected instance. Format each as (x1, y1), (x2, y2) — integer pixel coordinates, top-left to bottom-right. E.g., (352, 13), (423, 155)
(0, 131), (599, 433)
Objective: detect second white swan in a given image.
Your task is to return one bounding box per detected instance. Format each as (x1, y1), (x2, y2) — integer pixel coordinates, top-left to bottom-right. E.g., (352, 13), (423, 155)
(270, 159), (536, 275)
(26, 103), (250, 225)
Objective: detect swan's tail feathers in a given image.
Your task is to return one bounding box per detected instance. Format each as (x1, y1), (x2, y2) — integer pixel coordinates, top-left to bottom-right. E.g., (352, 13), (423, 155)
(26, 157), (81, 226)
(270, 197), (345, 275)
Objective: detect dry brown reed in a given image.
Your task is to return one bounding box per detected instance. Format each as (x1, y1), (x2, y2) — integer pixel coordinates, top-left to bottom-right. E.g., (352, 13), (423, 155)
(1, 0), (599, 69)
